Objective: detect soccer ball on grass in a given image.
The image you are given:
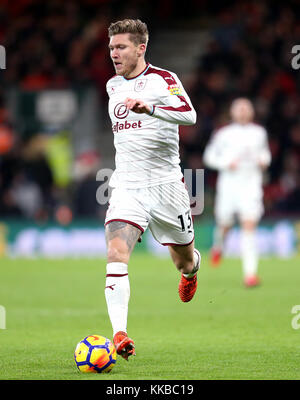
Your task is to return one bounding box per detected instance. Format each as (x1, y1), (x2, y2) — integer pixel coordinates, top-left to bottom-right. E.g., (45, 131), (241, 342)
(74, 334), (116, 373)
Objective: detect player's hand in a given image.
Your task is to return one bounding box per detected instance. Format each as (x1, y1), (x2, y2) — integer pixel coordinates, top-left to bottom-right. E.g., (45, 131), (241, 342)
(258, 161), (268, 170)
(228, 160), (239, 170)
(124, 98), (151, 114)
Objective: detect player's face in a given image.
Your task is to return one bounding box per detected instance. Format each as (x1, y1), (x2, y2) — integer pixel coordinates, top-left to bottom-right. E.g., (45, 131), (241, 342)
(109, 33), (145, 78)
(230, 99), (254, 124)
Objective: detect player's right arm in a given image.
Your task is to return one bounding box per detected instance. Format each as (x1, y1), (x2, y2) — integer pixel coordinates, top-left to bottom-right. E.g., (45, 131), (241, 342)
(203, 129), (236, 170)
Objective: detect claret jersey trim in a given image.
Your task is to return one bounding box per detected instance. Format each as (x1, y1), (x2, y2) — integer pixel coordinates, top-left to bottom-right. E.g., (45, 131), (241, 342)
(159, 95), (192, 113)
(144, 65), (191, 113)
(144, 65), (177, 84)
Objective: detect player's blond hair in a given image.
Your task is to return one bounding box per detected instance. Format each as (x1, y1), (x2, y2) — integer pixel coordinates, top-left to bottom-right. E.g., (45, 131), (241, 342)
(108, 19), (149, 46)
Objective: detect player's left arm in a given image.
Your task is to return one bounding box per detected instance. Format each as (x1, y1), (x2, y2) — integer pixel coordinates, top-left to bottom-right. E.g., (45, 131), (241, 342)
(124, 73), (197, 126)
(151, 74), (197, 125)
(257, 127), (272, 169)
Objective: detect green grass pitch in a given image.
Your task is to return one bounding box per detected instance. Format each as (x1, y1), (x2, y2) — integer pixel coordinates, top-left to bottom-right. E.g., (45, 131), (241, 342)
(0, 253), (300, 380)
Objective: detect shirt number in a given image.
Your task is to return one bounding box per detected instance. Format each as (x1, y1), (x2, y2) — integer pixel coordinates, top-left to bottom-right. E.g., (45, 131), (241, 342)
(178, 210), (192, 233)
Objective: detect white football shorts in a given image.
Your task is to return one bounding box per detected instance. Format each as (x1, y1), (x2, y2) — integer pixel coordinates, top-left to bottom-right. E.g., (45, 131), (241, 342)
(105, 180), (194, 246)
(214, 186), (264, 226)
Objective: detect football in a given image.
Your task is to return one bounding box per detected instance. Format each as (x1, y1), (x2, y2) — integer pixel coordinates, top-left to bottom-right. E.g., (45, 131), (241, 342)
(74, 335), (116, 373)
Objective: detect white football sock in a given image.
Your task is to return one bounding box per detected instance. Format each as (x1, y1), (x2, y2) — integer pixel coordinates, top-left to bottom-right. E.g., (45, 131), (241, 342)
(105, 262), (130, 336)
(240, 230), (258, 278)
(213, 226), (225, 250)
(183, 249), (201, 278)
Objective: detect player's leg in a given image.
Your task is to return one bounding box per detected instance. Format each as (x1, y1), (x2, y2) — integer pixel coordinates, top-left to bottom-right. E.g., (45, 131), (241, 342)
(240, 219), (260, 287)
(168, 241), (195, 275)
(104, 186), (150, 359)
(211, 190), (234, 267)
(105, 221), (142, 359)
(106, 220), (141, 264)
(169, 242), (201, 302)
(238, 191), (263, 287)
(149, 180), (201, 302)
(210, 224), (231, 266)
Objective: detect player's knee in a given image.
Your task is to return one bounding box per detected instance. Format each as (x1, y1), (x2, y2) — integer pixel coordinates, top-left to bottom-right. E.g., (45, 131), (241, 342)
(241, 220), (256, 231)
(107, 243), (129, 264)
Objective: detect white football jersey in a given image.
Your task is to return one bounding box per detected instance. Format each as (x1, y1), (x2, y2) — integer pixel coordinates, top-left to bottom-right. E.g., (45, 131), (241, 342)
(106, 63), (196, 189)
(203, 122), (271, 195)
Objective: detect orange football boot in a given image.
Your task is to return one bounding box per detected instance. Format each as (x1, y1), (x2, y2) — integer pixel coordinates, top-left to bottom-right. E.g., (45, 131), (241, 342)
(178, 274), (198, 303)
(244, 275), (260, 288)
(210, 246), (222, 267)
(113, 331), (135, 361)
(178, 249), (200, 303)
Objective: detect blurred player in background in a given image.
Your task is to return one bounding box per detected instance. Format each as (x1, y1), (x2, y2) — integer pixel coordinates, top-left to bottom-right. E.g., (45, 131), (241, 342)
(203, 98), (271, 287)
(104, 19), (201, 360)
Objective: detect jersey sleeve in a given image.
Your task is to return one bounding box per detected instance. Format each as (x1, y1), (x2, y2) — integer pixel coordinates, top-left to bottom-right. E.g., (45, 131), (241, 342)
(257, 127), (271, 167)
(203, 130), (233, 170)
(149, 72), (197, 126)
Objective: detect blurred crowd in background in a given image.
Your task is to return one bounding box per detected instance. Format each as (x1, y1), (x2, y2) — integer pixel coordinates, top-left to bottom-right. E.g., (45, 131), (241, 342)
(0, 0), (299, 223)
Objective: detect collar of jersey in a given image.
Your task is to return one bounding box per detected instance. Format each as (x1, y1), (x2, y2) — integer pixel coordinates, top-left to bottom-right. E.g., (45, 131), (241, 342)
(122, 63), (150, 81)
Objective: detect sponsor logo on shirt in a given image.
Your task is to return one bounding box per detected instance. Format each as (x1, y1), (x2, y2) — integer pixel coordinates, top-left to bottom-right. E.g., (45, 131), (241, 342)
(112, 120), (142, 133)
(114, 103), (129, 119)
(168, 84), (182, 96)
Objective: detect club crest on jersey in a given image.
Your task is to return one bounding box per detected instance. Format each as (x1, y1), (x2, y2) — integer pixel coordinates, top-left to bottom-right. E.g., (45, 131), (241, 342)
(168, 84), (182, 96)
(134, 79), (147, 92)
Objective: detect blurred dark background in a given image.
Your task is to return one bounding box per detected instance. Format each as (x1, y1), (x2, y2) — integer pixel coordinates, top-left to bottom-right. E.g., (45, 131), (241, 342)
(0, 0), (299, 226)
